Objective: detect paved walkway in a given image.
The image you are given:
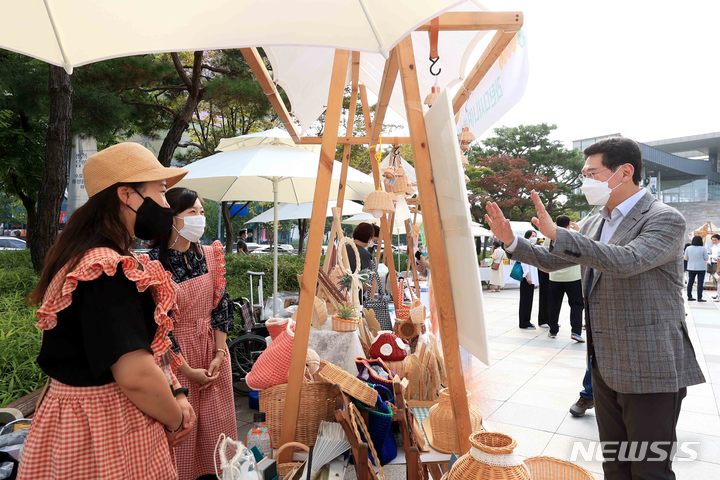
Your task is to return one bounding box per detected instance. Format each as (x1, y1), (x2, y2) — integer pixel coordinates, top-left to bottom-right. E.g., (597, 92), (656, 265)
(465, 288), (720, 479)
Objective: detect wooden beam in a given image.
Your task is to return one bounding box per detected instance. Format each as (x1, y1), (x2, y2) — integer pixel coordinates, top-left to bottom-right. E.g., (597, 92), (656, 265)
(336, 51), (361, 211)
(240, 47), (301, 142)
(370, 49), (399, 145)
(396, 35), (473, 454)
(417, 11), (523, 32)
(299, 135), (411, 145)
(359, 84), (373, 138)
(278, 49), (350, 459)
(452, 29), (518, 115)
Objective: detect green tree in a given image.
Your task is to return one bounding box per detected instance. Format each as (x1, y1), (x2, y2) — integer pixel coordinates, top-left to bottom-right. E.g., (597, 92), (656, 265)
(472, 124), (585, 218)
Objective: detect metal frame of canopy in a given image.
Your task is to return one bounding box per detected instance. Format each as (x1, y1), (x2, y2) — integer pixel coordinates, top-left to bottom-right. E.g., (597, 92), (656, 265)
(252, 11), (525, 465)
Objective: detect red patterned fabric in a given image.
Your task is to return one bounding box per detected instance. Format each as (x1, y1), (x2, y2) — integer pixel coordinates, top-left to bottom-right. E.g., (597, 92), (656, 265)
(246, 321), (295, 390)
(18, 381), (176, 480)
(36, 247), (181, 370)
(393, 279), (411, 321)
(172, 242), (237, 480)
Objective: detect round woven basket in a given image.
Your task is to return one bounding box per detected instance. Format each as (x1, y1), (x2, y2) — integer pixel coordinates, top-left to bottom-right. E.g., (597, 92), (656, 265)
(423, 388), (483, 453)
(524, 456), (594, 479)
(276, 441), (309, 480)
(445, 432), (530, 480)
(259, 381), (337, 447)
(332, 316), (359, 332)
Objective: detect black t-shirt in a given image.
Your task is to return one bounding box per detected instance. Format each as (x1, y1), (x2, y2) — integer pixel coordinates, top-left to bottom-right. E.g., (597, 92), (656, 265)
(236, 239), (248, 254)
(37, 272), (158, 386)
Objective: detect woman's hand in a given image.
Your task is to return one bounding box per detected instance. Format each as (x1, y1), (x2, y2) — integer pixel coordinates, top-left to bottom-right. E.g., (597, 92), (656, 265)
(167, 395), (196, 446)
(207, 350), (227, 377)
(184, 366), (217, 387)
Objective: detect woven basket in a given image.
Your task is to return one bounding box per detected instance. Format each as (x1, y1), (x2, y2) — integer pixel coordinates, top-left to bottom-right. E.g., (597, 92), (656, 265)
(332, 316), (359, 332)
(318, 361), (377, 406)
(276, 441), (309, 480)
(445, 432), (530, 480)
(259, 382), (337, 447)
(423, 388), (483, 453)
(394, 319), (425, 340)
(363, 190), (395, 217)
(524, 456), (594, 479)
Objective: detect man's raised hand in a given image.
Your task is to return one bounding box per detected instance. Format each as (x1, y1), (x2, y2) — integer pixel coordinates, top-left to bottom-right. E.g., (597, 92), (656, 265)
(484, 202), (515, 245)
(530, 190), (557, 240)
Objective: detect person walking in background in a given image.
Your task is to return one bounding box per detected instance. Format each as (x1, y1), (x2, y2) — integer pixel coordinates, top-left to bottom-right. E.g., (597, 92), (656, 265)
(684, 235), (708, 302)
(486, 137), (704, 479)
(709, 233), (720, 300)
(518, 230), (539, 329)
(570, 360), (594, 417)
(547, 215), (585, 342)
(19, 143), (195, 479)
(236, 229), (249, 254)
(150, 187), (237, 480)
(488, 241), (506, 292)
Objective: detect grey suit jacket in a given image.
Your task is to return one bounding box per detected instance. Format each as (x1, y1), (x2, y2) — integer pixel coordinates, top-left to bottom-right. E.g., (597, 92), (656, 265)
(511, 192), (705, 394)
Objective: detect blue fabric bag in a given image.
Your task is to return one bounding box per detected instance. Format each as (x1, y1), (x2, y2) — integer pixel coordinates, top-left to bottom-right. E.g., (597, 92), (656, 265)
(510, 261), (524, 281)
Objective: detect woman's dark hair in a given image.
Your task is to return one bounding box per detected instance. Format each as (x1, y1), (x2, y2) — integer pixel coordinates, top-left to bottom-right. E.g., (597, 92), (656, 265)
(373, 224), (380, 237)
(583, 137), (642, 185)
(691, 235), (704, 247)
(151, 187), (202, 269)
(353, 222), (375, 243)
(30, 182), (141, 304)
(524, 229), (536, 239)
(415, 250), (422, 261)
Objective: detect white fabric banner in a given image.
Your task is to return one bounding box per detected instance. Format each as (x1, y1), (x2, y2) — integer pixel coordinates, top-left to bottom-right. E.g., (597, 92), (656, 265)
(458, 28), (529, 138)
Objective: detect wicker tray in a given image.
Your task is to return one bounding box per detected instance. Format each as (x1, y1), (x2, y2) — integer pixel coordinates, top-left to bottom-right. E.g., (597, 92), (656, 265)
(524, 456), (594, 479)
(259, 381), (337, 447)
(318, 361), (377, 406)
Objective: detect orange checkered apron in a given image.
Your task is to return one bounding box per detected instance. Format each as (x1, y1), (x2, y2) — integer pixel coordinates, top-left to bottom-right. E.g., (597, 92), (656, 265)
(18, 248), (180, 480)
(172, 242), (237, 480)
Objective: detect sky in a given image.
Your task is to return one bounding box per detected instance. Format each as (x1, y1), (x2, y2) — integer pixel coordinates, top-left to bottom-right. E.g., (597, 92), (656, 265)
(476, 0), (720, 146)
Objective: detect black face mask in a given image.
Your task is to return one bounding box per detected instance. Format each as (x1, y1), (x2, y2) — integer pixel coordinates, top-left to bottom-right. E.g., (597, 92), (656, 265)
(127, 190), (174, 241)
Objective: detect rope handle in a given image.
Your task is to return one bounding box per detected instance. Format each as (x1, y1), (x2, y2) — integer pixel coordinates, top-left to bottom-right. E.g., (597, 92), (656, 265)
(338, 237), (361, 275)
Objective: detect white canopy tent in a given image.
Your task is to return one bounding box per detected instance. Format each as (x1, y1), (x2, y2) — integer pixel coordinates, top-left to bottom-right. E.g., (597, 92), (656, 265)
(509, 221), (545, 240)
(245, 200), (363, 224)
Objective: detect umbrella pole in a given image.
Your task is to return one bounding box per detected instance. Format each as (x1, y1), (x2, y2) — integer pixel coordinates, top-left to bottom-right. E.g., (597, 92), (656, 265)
(273, 177), (279, 316)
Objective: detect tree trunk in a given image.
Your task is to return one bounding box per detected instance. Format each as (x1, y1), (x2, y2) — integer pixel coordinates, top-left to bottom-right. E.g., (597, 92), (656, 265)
(297, 219), (307, 255)
(222, 202), (234, 254)
(29, 66), (73, 272)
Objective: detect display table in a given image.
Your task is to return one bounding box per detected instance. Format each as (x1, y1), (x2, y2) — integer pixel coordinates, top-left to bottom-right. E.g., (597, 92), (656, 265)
(309, 320), (365, 374)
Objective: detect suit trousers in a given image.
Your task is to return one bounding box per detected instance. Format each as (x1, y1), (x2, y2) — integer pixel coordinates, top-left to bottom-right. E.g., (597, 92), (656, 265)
(519, 279), (535, 328)
(548, 279), (584, 335)
(592, 361), (686, 480)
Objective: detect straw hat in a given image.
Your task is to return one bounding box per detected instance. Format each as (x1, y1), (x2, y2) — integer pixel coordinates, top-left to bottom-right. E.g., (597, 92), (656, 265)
(83, 142), (188, 197)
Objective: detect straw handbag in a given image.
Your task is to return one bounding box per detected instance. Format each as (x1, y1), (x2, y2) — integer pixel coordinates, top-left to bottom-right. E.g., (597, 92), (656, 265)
(318, 360), (377, 406)
(524, 456), (594, 480)
(392, 278), (411, 321)
(266, 317), (289, 340)
(422, 388), (484, 453)
(259, 382), (337, 447)
(337, 237), (364, 310)
(443, 432), (530, 480)
(276, 442), (309, 480)
(356, 357), (397, 390)
(363, 190), (395, 218)
(246, 321), (295, 391)
(355, 384), (397, 466)
(382, 150), (411, 194)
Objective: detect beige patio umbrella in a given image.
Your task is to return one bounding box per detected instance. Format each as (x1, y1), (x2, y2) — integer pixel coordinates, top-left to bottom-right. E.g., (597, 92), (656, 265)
(1, 0), (462, 73)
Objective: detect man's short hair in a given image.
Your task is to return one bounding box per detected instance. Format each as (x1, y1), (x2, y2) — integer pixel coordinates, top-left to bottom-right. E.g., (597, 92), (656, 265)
(373, 224), (380, 237)
(238, 229), (247, 237)
(556, 215), (571, 228)
(712, 234), (720, 241)
(583, 137), (642, 185)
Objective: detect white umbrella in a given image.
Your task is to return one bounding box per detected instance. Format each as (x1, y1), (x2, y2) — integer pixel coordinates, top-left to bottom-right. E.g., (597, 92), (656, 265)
(217, 128), (319, 152)
(245, 200), (363, 224)
(2, 0), (461, 73)
(177, 133), (374, 314)
(470, 222), (492, 237)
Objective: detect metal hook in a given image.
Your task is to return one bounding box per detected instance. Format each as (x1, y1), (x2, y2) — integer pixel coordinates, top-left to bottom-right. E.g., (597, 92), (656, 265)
(429, 56), (442, 76)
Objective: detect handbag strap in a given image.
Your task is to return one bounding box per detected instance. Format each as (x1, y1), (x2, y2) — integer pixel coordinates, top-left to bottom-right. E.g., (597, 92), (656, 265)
(338, 237), (361, 274)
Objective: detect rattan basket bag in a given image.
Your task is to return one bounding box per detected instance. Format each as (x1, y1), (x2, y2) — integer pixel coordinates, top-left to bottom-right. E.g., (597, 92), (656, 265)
(444, 432), (531, 480)
(422, 388), (483, 453)
(523, 456), (594, 480)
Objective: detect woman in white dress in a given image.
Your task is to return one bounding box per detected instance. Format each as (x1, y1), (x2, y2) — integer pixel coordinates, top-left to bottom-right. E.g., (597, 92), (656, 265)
(489, 241), (506, 292)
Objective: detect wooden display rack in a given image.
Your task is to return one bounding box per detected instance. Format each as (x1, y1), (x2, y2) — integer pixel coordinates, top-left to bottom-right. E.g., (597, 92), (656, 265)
(241, 10), (525, 471)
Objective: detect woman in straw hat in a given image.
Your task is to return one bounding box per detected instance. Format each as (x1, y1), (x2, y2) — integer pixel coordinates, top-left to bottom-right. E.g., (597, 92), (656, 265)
(149, 187), (237, 480)
(19, 143), (196, 480)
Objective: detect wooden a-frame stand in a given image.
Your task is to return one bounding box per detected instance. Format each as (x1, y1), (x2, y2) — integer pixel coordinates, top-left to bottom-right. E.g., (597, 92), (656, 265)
(241, 11), (524, 470)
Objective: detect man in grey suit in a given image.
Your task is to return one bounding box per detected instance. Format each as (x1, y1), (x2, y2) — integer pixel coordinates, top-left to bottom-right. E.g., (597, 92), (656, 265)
(485, 137), (705, 479)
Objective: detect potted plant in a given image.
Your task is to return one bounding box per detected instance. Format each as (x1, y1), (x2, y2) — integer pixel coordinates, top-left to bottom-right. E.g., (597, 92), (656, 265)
(332, 303), (360, 332)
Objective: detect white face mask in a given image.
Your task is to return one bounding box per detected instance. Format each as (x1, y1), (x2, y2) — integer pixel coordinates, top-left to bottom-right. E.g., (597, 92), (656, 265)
(529, 236), (537, 245)
(175, 214), (205, 243)
(580, 169), (622, 206)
